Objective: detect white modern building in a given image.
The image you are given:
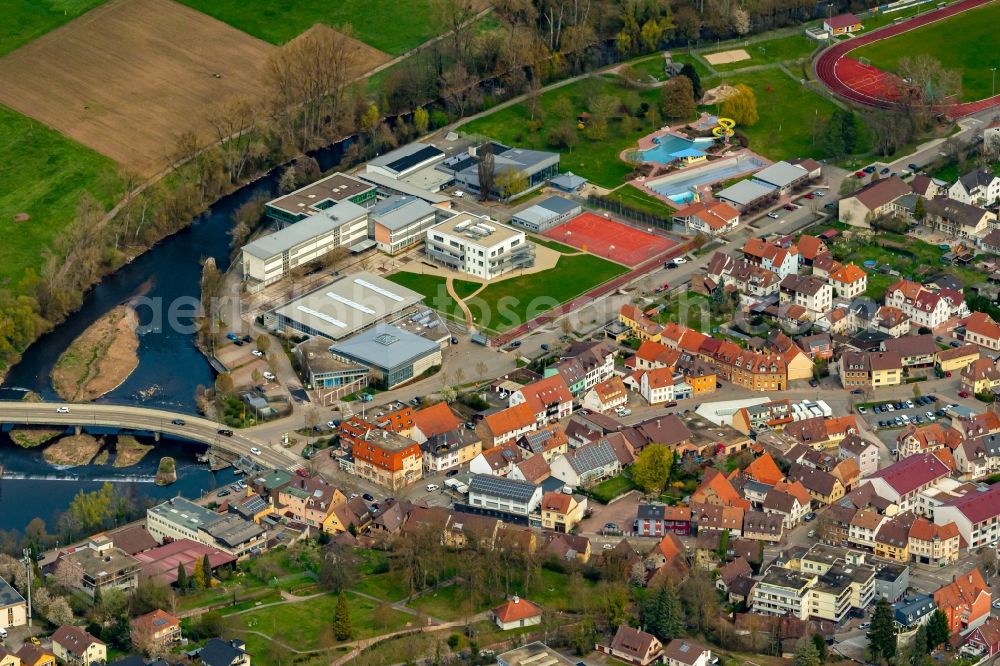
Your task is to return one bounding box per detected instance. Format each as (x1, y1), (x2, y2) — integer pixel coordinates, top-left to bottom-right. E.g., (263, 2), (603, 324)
(425, 213), (534, 279)
(366, 142), (446, 181)
(467, 474), (543, 517)
(241, 200), (369, 289)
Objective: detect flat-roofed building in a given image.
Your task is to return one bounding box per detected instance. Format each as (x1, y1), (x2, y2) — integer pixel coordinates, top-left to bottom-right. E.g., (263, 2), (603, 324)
(241, 200), (369, 289)
(294, 338), (369, 404)
(58, 537), (139, 597)
(146, 497), (266, 560)
(510, 196), (581, 232)
(370, 195), (447, 254)
(437, 142), (559, 199)
(269, 271), (423, 341)
(265, 172), (376, 224)
(425, 213), (533, 279)
(715, 180), (776, 211)
(329, 324), (442, 389)
(366, 142), (445, 180)
(751, 160), (810, 193)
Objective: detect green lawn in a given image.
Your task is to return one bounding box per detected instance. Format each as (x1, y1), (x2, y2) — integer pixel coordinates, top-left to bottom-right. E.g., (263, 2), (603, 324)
(529, 237), (576, 253)
(628, 51), (712, 82)
(176, 0), (455, 55)
(655, 292), (731, 333)
(1, 0), (107, 56)
(467, 254), (628, 333)
(589, 474), (637, 503)
(236, 592), (412, 649)
(605, 184), (678, 218)
(409, 583), (492, 621)
(385, 271), (481, 322)
(460, 76), (665, 188)
(0, 104), (122, 289)
(851, 1), (1000, 101)
(705, 33), (817, 71)
(718, 69), (865, 162)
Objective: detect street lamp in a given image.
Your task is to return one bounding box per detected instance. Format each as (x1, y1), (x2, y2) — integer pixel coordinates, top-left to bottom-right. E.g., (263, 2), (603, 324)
(992, 67), (997, 99)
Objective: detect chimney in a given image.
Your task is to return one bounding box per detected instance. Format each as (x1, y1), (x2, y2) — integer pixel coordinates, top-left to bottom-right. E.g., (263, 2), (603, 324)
(512, 595), (520, 604)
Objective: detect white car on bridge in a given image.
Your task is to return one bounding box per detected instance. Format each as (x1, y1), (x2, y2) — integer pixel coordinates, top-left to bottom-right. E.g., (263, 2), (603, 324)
(250, 447), (262, 456)
(56, 406), (70, 413)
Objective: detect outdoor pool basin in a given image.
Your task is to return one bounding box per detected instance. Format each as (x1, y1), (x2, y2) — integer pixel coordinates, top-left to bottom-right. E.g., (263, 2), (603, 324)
(642, 134), (715, 164)
(645, 154), (767, 202)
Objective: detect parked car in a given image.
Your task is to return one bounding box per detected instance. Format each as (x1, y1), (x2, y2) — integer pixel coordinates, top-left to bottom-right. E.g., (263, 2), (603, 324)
(263, 371), (276, 381)
(426, 484), (440, 492)
(446, 469), (460, 477)
(804, 193), (814, 199)
(851, 388), (865, 395)
(908, 163), (920, 171)
(665, 261), (678, 269)
(218, 428), (233, 436)
(218, 489), (230, 497)
(541, 343), (550, 351)
(880, 167), (890, 175)
(858, 406), (867, 414)
(863, 166), (877, 174)
(823, 202), (836, 209)
(959, 391), (970, 398)
(809, 378), (819, 387)
(251, 349), (264, 357)
(767, 212), (779, 219)
(363, 493), (375, 502)
(855, 170), (865, 178)
(812, 191), (825, 197)
(673, 257), (688, 264)
(509, 341), (522, 349)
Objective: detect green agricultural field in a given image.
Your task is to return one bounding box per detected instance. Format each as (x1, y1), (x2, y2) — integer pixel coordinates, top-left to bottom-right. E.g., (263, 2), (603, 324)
(460, 76), (666, 188)
(1, 0), (106, 56)
(467, 253), (627, 333)
(176, 0), (460, 55)
(718, 69), (867, 161)
(851, 1), (1000, 102)
(0, 105), (121, 290)
(705, 33), (817, 71)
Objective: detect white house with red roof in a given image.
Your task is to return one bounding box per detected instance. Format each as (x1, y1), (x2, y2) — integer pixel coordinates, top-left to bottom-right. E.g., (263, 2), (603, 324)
(885, 279), (953, 329)
(935, 483), (1000, 549)
(673, 201), (740, 236)
(964, 312), (1000, 351)
(866, 452), (951, 513)
(509, 374), (574, 425)
(582, 376), (628, 414)
(491, 595), (542, 630)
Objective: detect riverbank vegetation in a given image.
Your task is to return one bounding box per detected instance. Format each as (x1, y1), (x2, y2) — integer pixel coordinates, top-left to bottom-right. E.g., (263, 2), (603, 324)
(51, 305), (139, 402)
(155, 456), (177, 485)
(114, 435), (154, 468)
(9, 426), (61, 448)
(42, 434), (103, 466)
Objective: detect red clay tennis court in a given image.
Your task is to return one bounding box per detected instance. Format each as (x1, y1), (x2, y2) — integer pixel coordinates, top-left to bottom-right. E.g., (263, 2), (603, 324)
(543, 212), (677, 267)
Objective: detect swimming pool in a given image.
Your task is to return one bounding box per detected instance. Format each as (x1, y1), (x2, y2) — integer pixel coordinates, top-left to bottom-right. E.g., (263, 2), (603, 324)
(646, 155), (767, 201)
(642, 134), (715, 164)
(668, 192), (695, 205)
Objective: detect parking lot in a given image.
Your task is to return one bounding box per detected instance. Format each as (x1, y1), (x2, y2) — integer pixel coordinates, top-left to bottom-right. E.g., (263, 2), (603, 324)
(855, 393), (951, 448)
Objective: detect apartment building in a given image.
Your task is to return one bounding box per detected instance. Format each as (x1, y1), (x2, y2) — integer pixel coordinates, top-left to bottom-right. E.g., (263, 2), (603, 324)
(425, 213), (533, 279)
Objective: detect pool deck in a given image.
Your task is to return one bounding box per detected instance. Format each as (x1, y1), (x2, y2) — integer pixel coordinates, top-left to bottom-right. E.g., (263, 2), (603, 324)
(629, 148), (771, 210)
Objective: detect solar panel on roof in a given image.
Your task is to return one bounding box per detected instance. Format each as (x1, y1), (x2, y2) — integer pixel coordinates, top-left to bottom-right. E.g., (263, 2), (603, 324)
(326, 292), (376, 315)
(355, 278), (404, 302)
(296, 306), (347, 328)
(385, 145), (443, 174)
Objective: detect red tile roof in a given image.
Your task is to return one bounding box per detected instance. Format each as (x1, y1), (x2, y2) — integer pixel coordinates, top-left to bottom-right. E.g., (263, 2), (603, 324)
(491, 596), (542, 623)
(516, 375), (573, 415)
(942, 484), (1000, 524)
(412, 402), (462, 438)
(743, 452), (784, 486)
(869, 452), (950, 496)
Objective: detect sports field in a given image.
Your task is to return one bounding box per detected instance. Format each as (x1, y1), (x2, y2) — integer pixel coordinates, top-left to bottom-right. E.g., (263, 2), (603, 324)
(0, 0), (280, 175)
(0, 105), (121, 288)
(543, 213), (677, 267)
(850, 0), (1000, 102)
(177, 0), (489, 55)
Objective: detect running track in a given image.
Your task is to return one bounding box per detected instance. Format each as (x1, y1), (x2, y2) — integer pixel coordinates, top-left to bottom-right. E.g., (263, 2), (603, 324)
(814, 0), (1000, 117)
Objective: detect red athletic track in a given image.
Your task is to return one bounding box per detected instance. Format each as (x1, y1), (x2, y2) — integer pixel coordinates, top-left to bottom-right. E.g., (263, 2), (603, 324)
(814, 0), (1000, 118)
(543, 212), (677, 267)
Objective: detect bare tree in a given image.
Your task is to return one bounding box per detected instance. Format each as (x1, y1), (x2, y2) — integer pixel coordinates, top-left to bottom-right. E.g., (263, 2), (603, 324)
(441, 64), (480, 118)
(477, 141), (495, 201)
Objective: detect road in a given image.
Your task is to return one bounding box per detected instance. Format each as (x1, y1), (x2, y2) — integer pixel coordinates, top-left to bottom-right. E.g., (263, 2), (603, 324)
(0, 401), (298, 472)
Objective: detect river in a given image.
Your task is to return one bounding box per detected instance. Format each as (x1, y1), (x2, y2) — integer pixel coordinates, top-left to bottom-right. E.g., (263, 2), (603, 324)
(0, 140), (350, 533)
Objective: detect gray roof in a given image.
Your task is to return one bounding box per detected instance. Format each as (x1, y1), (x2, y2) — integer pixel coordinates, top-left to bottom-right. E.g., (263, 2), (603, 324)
(330, 324), (439, 371)
(273, 271), (424, 341)
(958, 168), (999, 191)
(468, 473), (538, 503)
(357, 171), (451, 204)
(201, 514), (265, 547)
(367, 142), (444, 175)
(243, 200), (368, 260)
(370, 195), (440, 231)
(550, 172), (587, 189)
(0, 576), (24, 608)
(892, 595), (935, 626)
(925, 196), (990, 229)
(149, 497), (219, 530)
(566, 439), (619, 474)
(753, 161), (808, 188)
(537, 195), (580, 215)
(716, 180), (775, 206)
(199, 639), (247, 666)
(513, 196), (580, 227)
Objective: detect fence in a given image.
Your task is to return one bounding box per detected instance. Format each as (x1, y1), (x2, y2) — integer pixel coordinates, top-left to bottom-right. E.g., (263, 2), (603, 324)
(583, 193), (677, 233)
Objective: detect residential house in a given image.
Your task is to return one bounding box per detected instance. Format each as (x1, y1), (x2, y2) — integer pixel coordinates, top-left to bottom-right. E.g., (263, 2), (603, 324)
(867, 453), (951, 513)
(742, 511), (784, 543)
(51, 626), (106, 666)
(848, 509), (886, 549)
(871, 305), (911, 338)
(937, 344), (980, 374)
(732, 399), (794, 435)
(411, 402), (463, 443)
(874, 514), (912, 562)
(131, 609), (181, 652)
(276, 476), (346, 533)
(934, 482), (1000, 548)
(823, 12), (861, 33)
(508, 454), (551, 485)
(798, 333), (834, 361)
(509, 375), (574, 425)
(885, 279), (953, 330)
(949, 169), (1000, 207)
(421, 428), (482, 473)
(839, 176), (911, 228)
(539, 492), (587, 533)
(596, 626), (663, 666)
(882, 334), (938, 368)
(58, 537), (139, 597)
(787, 463), (845, 505)
(897, 422), (962, 458)
(549, 439), (622, 488)
(934, 569), (991, 634)
(673, 201), (740, 236)
(467, 474), (543, 517)
(909, 516), (961, 564)
(797, 235), (829, 266)
(924, 196), (996, 239)
(964, 312), (1000, 352)
(742, 238), (799, 278)
(620, 304), (663, 342)
(964, 616), (1000, 658)
(662, 639), (713, 666)
(476, 404), (537, 448)
(491, 596), (543, 631)
(766, 331), (814, 381)
(14, 646), (55, 666)
(779, 275), (833, 318)
(712, 343), (787, 391)
(763, 480), (811, 528)
(839, 435), (880, 478)
(828, 263), (868, 299)
(961, 357), (1000, 395)
(516, 426), (570, 464)
(0, 578), (26, 629)
(199, 639), (250, 666)
(469, 442), (524, 476)
(892, 595), (937, 632)
(582, 376), (628, 414)
(838, 350), (902, 389)
(553, 341), (617, 394)
(691, 503), (745, 536)
(743, 452), (785, 486)
(634, 504), (693, 537)
(636, 367), (678, 406)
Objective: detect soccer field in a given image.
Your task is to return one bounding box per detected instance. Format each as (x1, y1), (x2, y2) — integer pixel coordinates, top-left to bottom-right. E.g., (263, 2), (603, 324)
(851, 1), (1000, 102)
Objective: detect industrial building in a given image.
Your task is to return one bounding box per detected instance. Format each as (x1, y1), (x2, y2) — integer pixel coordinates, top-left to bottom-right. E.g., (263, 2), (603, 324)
(366, 142), (446, 180)
(510, 196), (582, 232)
(240, 200), (369, 290)
(425, 213), (534, 280)
(267, 271), (423, 341)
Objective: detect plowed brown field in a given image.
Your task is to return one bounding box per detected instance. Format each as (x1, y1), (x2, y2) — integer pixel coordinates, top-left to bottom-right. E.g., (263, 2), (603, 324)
(0, 0), (391, 176)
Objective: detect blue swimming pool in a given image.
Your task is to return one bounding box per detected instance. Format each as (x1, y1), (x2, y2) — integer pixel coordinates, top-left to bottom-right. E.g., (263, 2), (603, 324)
(646, 155), (766, 202)
(642, 135), (715, 164)
(668, 192), (695, 205)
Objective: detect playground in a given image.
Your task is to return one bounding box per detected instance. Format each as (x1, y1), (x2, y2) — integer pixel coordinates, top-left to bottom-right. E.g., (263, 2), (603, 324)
(542, 212), (678, 267)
